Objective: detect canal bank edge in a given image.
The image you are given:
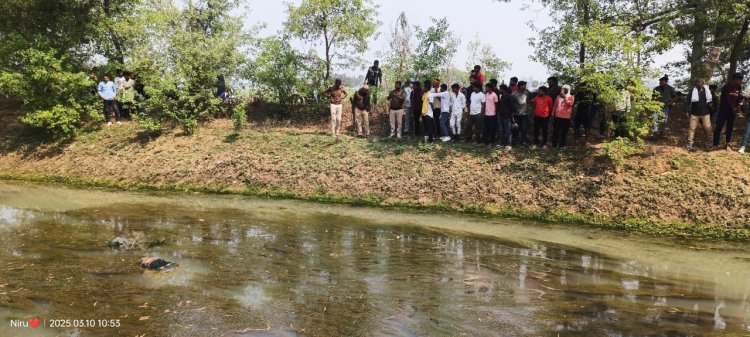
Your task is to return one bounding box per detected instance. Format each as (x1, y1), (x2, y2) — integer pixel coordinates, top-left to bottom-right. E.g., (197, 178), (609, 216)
(1, 172), (748, 242)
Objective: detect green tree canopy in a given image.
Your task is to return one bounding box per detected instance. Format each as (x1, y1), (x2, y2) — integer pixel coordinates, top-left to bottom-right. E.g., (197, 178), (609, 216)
(284, 0), (380, 82)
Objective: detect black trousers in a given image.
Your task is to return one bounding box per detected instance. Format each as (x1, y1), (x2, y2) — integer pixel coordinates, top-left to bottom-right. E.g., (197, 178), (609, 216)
(533, 116), (549, 146)
(104, 100), (120, 122)
(412, 106), (421, 135)
(552, 117), (571, 148)
(423, 115), (435, 141)
(574, 103), (594, 138)
(433, 108), (441, 136)
(483, 115), (498, 145)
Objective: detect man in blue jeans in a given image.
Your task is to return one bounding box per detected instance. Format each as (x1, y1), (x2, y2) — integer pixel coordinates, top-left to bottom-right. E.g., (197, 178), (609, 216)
(428, 83), (452, 142)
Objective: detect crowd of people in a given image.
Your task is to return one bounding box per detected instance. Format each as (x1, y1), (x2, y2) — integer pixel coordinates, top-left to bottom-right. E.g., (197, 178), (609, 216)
(93, 70), (149, 126)
(323, 60), (747, 153)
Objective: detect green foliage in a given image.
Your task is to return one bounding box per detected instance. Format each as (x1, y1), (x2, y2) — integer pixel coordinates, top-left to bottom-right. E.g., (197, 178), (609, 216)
(381, 12), (413, 83)
(412, 17), (459, 81)
(20, 105), (81, 139)
(284, 0), (380, 81)
(247, 36), (325, 115)
(232, 103), (247, 131)
(604, 137), (643, 166)
(0, 48), (100, 139)
(529, 0), (666, 162)
(125, 0), (251, 134)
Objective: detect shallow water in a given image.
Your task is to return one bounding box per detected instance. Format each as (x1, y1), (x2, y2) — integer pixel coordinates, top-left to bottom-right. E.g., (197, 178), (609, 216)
(0, 181), (748, 337)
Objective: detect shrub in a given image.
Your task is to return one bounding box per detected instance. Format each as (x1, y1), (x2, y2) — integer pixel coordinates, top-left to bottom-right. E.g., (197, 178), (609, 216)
(0, 48), (100, 139)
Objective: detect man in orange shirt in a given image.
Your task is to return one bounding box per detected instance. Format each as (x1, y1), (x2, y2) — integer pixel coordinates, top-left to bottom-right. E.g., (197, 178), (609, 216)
(532, 86), (553, 148)
(551, 84), (575, 149)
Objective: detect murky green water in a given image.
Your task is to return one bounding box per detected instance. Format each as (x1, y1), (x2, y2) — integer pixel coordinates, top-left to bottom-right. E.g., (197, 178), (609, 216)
(0, 182), (748, 337)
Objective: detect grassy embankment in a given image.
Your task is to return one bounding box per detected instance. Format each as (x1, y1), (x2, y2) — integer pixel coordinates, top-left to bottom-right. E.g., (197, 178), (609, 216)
(1, 102), (750, 241)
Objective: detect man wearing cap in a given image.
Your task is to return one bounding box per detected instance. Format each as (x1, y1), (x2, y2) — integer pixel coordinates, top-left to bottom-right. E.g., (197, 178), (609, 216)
(324, 78), (348, 139)
(652, 75), (677, 137)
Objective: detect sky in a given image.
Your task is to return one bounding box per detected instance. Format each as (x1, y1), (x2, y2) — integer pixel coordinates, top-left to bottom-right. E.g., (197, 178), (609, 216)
(243, 0), (683, 85)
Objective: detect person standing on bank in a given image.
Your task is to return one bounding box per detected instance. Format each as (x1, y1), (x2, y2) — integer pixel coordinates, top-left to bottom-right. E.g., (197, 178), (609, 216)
(352, 84), (371, 138)
(365, 60), (383, 106)
(685, 78), (713, 151)
(411, 81), (423, 137)
(324, 79), (348, 140)
(482, 83), (499, 146)
(387, 81), (406, 139)
(449, 83), (466, 141)
(465, 83), (485, 144)
(551, 84), (575, 149)
(429, 83), (453, 142)
(98, 74), (121, 126)
(403, 79), (414, 136)
(652, 75), (677, 138)
(714, 73), (744, 151)
(421, 79), (436, 142)
(496, 84), (515, 150)
(512, 81), (530, 145)
(430, 79), (443, 136)
(532, 86), (553, 148)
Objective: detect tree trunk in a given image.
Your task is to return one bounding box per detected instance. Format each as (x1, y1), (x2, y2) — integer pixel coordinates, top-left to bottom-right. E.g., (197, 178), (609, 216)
(689, 1), (706, 82)
(102, 0), (125, 64)
(579, 0), (589, 66)
(729, 17), (750, 77)
(323, 24), (331, 81)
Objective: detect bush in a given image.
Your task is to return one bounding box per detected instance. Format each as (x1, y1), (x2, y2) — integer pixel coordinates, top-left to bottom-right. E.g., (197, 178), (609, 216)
(0, 48), (100, 139)
(232, 103), (247, 131)
(605, 137), (643, 166)
(20, 105), (81, 139)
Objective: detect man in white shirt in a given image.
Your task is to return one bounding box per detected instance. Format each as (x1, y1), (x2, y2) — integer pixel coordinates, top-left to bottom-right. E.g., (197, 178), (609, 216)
(428, 83), (453, 142)
(449, 83), (466, 141)
(465, 83), (485, 143)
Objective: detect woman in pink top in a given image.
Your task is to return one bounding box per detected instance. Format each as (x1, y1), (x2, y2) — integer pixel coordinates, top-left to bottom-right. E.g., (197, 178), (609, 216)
(551, 84), (575, 148)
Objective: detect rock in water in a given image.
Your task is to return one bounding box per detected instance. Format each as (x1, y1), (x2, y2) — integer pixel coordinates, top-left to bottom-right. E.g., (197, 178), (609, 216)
(109, 237), (131, 250)
(139, 257), (179, 272)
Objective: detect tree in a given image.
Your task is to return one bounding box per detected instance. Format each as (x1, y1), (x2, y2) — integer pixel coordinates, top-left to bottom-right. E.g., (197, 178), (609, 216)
(0, 0), (101, 71)
(0, 48), (101, 139)
(527, 0), (665, 162)
(284, 0), (380, 82)
(412, 17), (459, 81)
(381, 12), (413, 83)
(466, 34), (511, 82)
(126, 0), (252, 134)
(248, 36), (325, 115)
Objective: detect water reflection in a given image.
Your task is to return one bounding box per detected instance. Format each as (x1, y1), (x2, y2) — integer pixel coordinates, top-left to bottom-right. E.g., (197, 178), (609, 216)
(0, 188), (746, 336)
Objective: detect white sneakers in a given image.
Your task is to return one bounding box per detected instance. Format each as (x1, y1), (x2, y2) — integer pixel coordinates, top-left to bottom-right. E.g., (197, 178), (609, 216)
(440, 136), (451, 142)
(739, 146), (746, 154)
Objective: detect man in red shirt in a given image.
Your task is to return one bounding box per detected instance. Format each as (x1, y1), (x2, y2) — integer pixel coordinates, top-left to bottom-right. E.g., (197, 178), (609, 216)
(474, 65), (485, 85)
(532, 86), (554, 148)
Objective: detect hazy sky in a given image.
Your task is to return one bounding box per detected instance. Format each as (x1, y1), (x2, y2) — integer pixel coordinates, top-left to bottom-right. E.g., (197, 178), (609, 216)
(244, 0), (681, 83)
